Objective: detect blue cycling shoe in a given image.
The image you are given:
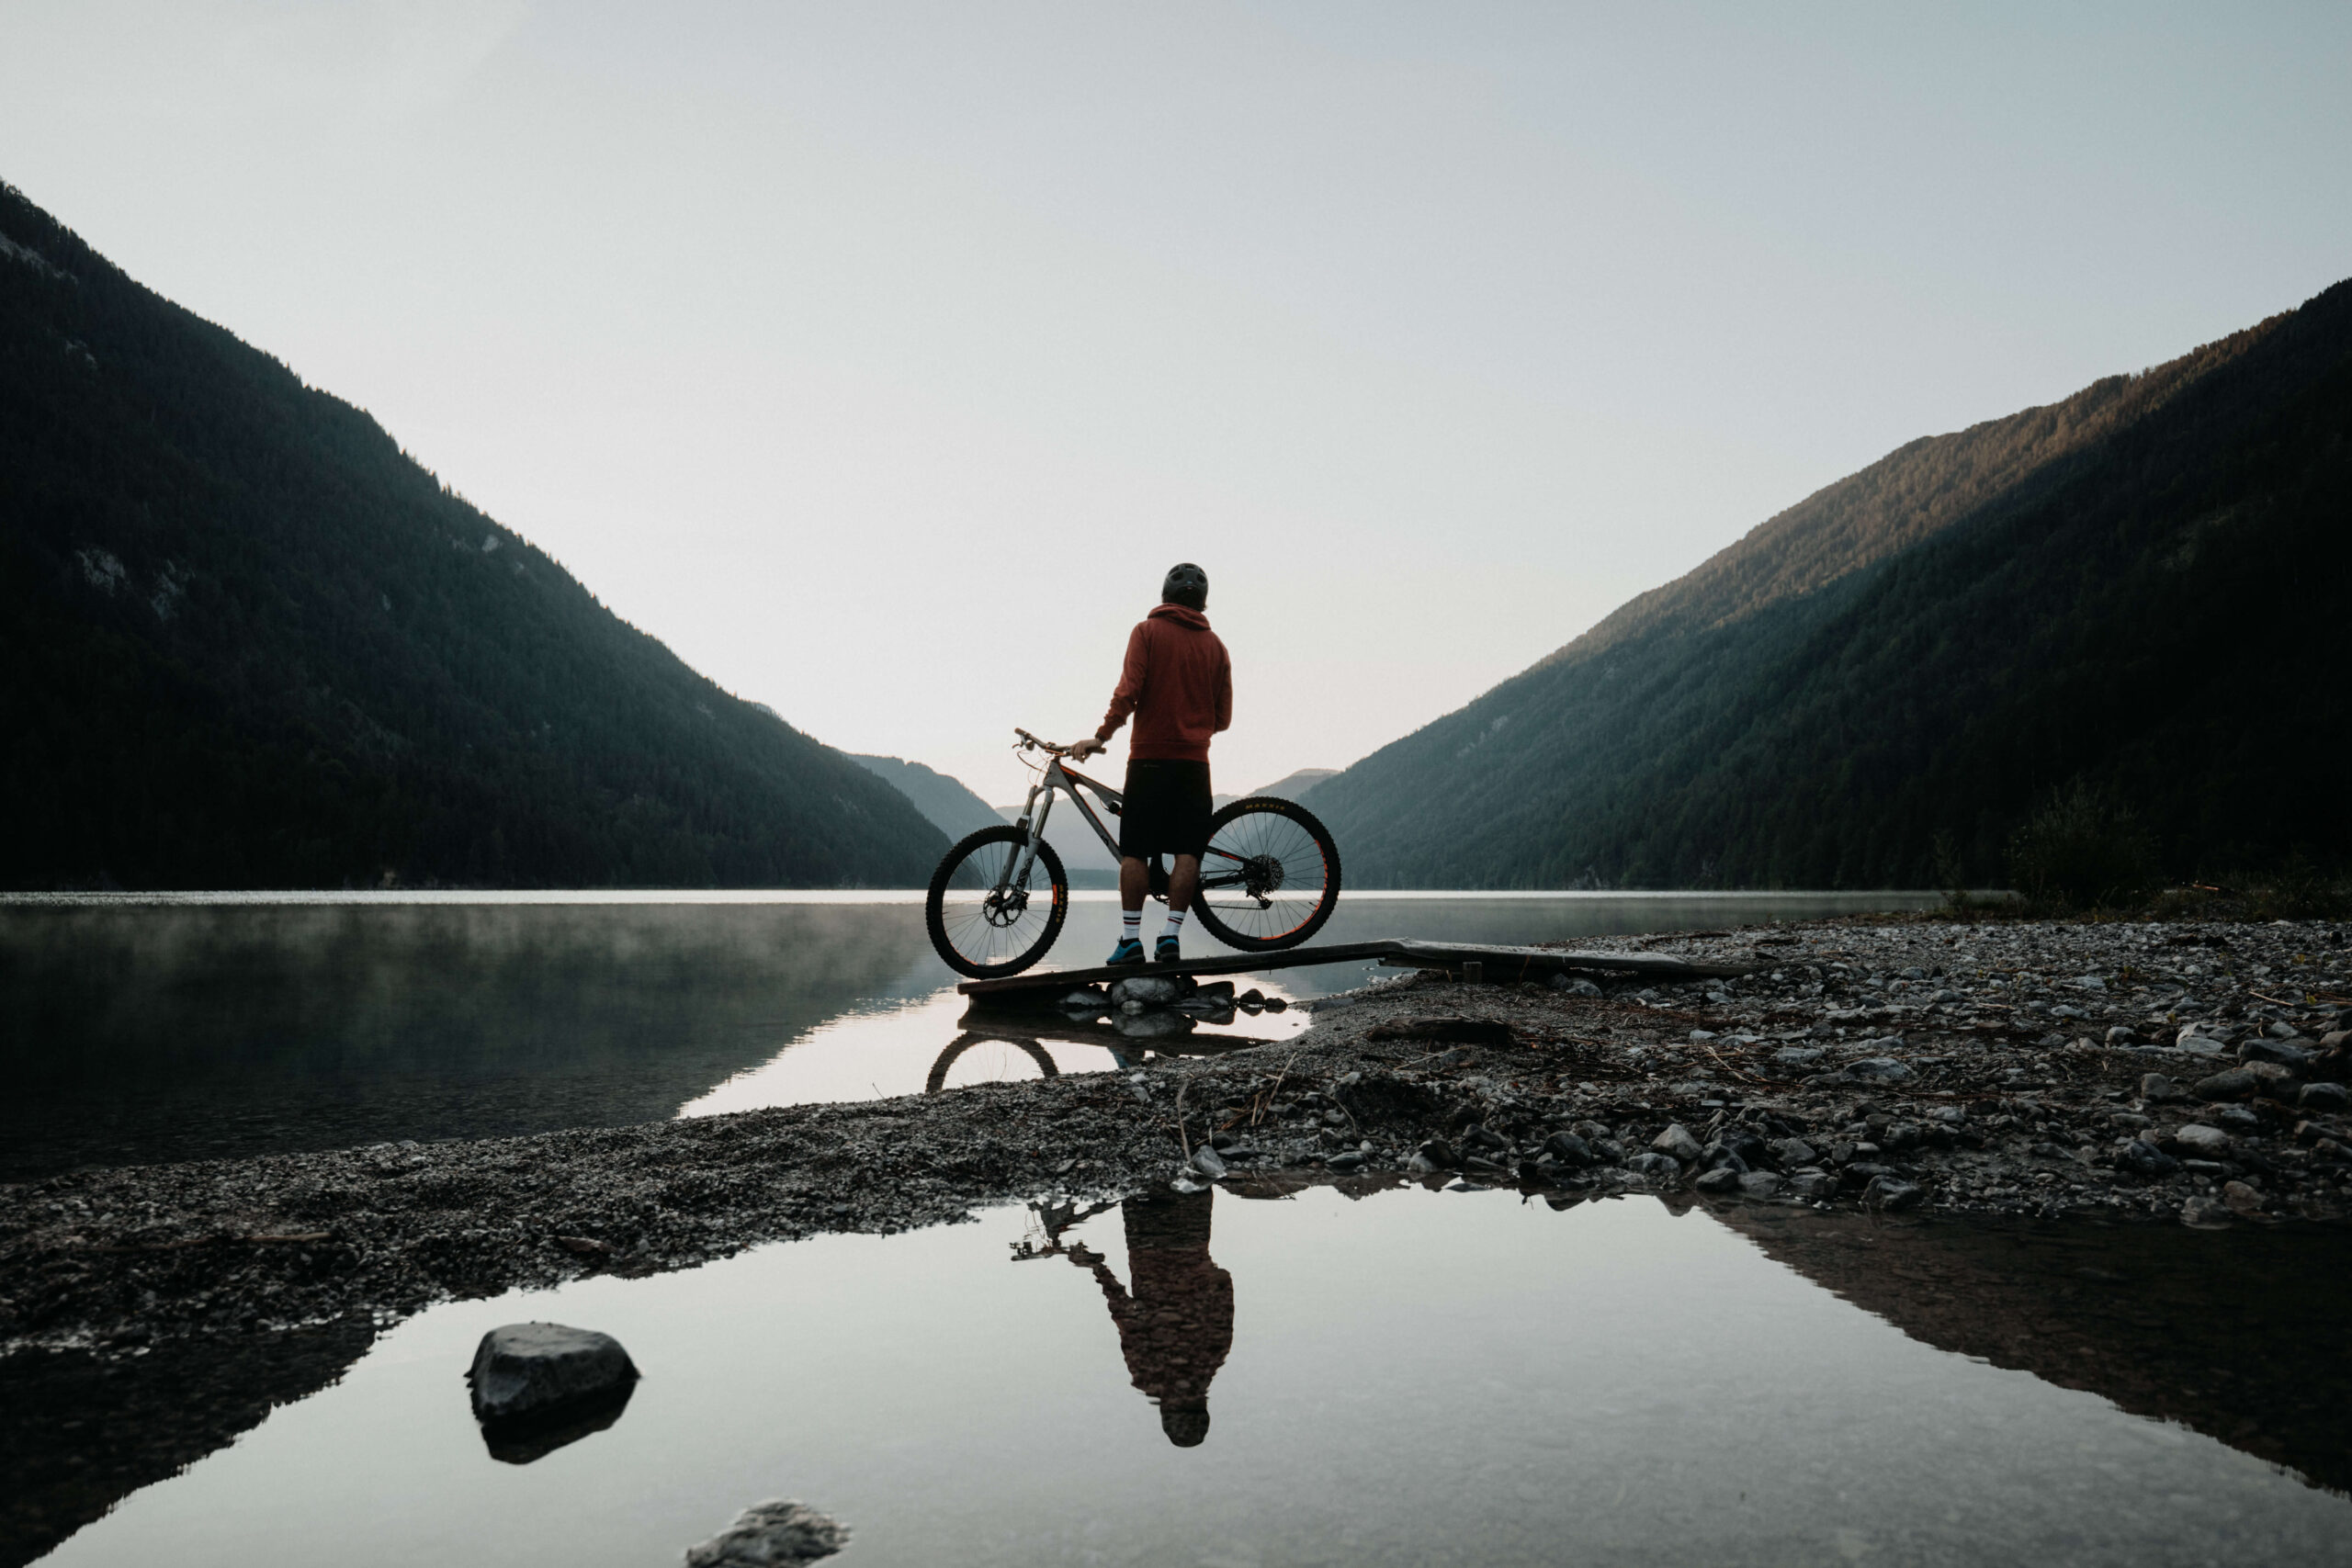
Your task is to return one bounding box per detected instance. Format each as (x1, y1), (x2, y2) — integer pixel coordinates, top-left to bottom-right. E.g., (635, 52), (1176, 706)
(1105, 936), (1147, 966)
(1156, 934), (1182, 964)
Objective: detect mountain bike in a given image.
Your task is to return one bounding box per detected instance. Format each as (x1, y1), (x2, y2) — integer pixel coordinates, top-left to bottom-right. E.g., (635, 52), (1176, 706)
(924, 728), (1342, 978)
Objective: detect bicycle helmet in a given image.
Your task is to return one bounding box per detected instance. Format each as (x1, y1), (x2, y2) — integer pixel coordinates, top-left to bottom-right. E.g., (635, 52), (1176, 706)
(1161, 562), (1208, 611)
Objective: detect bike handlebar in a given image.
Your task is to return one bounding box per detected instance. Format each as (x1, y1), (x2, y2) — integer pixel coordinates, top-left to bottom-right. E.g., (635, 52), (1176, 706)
(1013, 727), (1075, 756)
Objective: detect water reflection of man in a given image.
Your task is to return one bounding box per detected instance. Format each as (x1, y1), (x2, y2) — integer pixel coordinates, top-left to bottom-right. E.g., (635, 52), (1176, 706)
(1077, 1186), (1233, 1447)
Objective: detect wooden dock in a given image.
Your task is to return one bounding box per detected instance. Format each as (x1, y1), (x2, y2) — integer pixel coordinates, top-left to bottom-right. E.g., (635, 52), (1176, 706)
(956, 938), (1753, 1004)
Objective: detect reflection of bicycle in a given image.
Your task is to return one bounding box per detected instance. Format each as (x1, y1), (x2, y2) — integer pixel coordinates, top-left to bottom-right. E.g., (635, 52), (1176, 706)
(924, 729), (1342, 978)
(924, 1011), (1286, 1093)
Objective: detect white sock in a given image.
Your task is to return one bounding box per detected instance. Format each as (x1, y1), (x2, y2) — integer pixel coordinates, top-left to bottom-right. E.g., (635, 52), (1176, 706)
(1161, 909), (1187, 941)
(1122, 911), (1141, 943)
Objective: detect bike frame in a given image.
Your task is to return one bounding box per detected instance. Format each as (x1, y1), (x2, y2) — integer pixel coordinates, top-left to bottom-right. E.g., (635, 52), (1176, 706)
(1001, 739), (1255, 903)
(1005, 754), (1125, 891)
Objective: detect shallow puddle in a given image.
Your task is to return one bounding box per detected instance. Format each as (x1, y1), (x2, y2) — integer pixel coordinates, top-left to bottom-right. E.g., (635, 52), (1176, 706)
(20, 1187), (2351, 1567)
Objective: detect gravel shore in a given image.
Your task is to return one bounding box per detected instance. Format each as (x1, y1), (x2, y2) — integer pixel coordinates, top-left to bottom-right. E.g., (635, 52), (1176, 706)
(4, 915), (2346, 1358)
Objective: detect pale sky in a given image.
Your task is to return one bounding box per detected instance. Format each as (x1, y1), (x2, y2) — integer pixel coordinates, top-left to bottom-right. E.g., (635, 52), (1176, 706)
(5, 3), (2346, 804)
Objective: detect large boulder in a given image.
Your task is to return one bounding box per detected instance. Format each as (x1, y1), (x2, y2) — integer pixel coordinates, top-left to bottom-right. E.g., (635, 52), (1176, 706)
(467, 1322), (639, 1426)
(1109, 975), (1183, 1008)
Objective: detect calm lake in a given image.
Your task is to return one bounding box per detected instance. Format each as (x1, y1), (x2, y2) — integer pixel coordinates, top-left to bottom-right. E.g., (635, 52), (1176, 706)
(0, 890), (1942, 1179)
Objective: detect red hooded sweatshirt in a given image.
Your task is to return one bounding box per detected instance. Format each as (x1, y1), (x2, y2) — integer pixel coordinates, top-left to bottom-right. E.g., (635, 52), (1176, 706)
(1094, 604), (1232, 762)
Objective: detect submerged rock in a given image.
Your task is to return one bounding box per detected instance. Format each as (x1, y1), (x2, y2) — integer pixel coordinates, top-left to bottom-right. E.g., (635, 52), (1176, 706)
(2222, 1180), (2267, 1217)
(467, 1322), (638, 1427)
(1862, 1176), (1925, 1212)
(2181, 1195), (2233, 1228)
(684, 1500), (850, 1567)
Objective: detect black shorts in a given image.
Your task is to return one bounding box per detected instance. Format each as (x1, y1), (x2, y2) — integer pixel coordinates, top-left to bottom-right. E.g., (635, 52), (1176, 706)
(1119, 760), (1212, 861)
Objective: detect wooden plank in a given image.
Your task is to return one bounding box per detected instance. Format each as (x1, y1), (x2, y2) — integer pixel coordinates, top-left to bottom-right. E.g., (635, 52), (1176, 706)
(955, 937), (1752, 1000)
(1378, 941), (1755, 982)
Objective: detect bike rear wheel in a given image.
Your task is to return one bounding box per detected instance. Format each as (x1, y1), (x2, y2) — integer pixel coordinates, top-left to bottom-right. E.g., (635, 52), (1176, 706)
(926, 826), (1069, 978)
(1190, 796), (1341, 952)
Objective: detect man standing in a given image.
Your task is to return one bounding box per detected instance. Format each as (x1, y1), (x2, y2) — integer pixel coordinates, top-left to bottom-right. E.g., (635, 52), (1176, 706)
(1069, 563), (1230, 965)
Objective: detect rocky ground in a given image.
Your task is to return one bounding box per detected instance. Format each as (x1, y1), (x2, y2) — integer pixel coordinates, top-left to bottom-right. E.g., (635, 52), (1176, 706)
(3, 915), (2346, 1359)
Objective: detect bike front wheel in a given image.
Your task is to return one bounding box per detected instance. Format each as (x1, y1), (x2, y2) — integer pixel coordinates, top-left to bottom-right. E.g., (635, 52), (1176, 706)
(926, 826), (1069, 978)
(1190, 797), (1341, 952)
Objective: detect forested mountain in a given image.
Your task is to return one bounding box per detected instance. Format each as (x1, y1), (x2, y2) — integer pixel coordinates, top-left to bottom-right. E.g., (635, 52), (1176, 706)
(1309, 281), (2352, 888)
(0, 184), (944, 889)
(847, 753), (1002, 841)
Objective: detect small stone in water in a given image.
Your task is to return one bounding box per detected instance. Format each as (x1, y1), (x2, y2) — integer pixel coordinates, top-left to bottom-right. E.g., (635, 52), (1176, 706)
(684, 1500), (850, 1567)
(468, 1323), (638, 1426)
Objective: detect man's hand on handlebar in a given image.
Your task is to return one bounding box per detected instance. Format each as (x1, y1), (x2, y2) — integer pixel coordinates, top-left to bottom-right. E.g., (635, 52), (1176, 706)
(1067, 736), (1105, 760)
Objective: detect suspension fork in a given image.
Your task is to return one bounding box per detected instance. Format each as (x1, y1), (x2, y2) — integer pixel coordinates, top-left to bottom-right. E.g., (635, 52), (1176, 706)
(1006, 770), (1059, 890)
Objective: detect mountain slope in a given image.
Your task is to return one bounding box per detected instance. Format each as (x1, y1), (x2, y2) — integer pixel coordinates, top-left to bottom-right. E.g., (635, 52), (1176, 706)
(1309, 282), (2352, 888)
(1248, 767), (1338, 802)
(847, 753), (1002, 841)
(0, 183), (944, 889)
